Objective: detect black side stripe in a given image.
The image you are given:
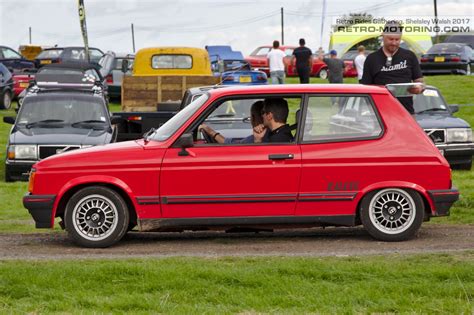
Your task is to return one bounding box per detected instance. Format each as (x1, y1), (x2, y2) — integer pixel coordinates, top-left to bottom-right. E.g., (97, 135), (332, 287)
(136, 196), (161, 205)
(162, 194), (297, 205)
(299, 193), (357, 202)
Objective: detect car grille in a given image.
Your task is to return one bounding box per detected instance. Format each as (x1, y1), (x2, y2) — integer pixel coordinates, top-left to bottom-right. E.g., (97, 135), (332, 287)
(39, 145), (81, 160)
(424, 129), (446, 144)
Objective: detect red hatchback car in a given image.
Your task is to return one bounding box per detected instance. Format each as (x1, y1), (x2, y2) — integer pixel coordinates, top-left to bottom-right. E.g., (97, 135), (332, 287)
(246, 46), (328, 79)
(24, 84), (458, 247)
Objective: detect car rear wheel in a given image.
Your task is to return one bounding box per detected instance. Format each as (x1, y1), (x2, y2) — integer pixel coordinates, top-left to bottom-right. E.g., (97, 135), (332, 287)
(64, 186), (129, 248)
(0, 90), (12, 110)
(318, 68), (328, 79)
(360, 188), (424, 241)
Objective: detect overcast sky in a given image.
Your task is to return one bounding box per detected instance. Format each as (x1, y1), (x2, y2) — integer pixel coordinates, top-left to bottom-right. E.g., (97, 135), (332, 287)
(1, 0), (472, 55)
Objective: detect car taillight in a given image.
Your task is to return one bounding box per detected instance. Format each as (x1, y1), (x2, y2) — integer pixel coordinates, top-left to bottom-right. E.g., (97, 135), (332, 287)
(106, 74), (113, 83)
(450, 56), (461, 62)
(28, 169), (36, 193)
(127, 116), (142, 121)
(223, 76), (234, 81)
(257, 75), (266, 81)
(420, 57), (428, 62)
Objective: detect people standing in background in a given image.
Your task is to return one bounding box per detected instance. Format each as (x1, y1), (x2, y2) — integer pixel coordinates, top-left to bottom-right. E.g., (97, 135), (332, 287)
(361, 21), (424, 114)
(266, 40), (286, 84)
(291, 38), (312, 84)
(354, 45), (367, 82)
(319, 50), (344, 83)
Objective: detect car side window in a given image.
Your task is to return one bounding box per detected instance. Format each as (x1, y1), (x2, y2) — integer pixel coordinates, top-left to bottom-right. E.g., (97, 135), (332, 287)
(302, 96), (383, 142)
(2, 48), (21, 59)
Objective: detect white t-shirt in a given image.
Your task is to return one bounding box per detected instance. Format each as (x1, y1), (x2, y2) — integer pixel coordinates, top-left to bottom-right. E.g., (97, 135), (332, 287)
(354, 54), (367, 80)
(267, 49), (286, 72)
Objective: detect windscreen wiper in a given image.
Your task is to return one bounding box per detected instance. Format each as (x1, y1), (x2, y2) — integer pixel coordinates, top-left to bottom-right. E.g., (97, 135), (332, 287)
(26, 119), (65, 128)
(415, 108), (447, 115)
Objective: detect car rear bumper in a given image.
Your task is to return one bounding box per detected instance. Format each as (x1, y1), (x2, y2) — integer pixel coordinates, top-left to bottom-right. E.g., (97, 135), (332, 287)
(23, 194), (56, 228)
(421, 62), (469, 74)
(436, 143), (474, 165)
(428, 188), (459, 217)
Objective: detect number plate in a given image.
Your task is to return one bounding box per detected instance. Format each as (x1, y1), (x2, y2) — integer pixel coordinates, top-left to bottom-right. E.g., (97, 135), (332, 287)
(19, 82), (29, 88)
(40, 60), (52, 64)
(239, 76), (252, 83)
(434, 56), (445, 62)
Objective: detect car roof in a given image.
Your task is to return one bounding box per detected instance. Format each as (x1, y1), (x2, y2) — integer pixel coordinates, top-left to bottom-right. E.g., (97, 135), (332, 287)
(39, 62), (100, 71)
(42, 47), (103, 52)
(206, 84), (390, 98)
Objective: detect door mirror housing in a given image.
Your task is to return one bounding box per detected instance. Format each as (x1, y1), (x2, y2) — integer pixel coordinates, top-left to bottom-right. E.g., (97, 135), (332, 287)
(3, 116), (15, 124)
(176, 133), (194, 156)
(121, 59), (129, 73)
(449, 104), (459, 114)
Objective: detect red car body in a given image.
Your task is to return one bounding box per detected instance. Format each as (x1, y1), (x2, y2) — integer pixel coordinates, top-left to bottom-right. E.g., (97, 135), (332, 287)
(245, 46), (328, 78)
(24, 84), (459, 247)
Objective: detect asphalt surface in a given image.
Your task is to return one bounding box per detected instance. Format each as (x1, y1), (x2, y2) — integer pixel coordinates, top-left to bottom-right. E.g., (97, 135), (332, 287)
(0, 225), (472, 260)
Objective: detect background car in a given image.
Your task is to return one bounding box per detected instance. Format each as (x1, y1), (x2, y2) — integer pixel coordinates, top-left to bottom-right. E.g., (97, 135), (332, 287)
(34, 47), (104, 68)
(245, 45), (328, 79)
(106, 53), (135, 99)
(0, 63), (14, 110)
(0, 46), (36, 72)
(206, 45), (267, 85)
(420, 43), (473, 75)
(340, 50), (373, 78)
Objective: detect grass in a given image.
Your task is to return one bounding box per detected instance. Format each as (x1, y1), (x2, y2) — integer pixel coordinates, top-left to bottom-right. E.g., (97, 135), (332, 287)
(0, 75), (473, 233)
(0, 253), (473, 313)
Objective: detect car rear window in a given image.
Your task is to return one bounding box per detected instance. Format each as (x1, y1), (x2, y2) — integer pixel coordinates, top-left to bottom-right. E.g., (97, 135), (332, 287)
(152, 55), (192, 69)
(37, 49), (63, 58)
(427, 44), (464, 54)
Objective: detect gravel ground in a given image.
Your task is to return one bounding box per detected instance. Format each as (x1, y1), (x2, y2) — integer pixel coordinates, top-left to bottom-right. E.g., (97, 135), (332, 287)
(0, 225), (472, 260)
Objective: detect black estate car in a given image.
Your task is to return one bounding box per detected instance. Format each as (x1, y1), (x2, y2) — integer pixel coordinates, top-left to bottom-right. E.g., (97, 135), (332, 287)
(34, 47), (104, 68)
(420, 43), (474, 75)
(3, 86), (118, 181)
(0, 63), (14, 110)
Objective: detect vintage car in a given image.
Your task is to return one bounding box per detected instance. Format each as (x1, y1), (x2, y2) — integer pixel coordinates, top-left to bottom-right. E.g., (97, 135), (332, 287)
(23, 84), (458, 247)
(0, 46), (36, 72)
(206, 45), (267, 85)
(0, 63), (14, 110)
(4, 77), (121, 181)
(245, 45), (328, 79)
(420, 43), (473, 75)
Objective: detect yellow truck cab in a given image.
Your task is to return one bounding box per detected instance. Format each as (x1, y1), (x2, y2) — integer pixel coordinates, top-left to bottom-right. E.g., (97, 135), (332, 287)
(133, 47), (212, 76)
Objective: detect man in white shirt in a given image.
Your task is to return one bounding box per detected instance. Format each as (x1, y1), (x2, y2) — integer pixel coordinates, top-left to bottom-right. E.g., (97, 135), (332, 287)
(266, 40), (286, 84)
(354, 45), (367, 82)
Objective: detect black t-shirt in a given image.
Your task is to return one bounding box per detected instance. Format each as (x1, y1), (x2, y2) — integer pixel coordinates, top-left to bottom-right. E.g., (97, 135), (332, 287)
(268, 124), (293, 143)
(292, 46), (312, 70)
(360, 47), (423, 113)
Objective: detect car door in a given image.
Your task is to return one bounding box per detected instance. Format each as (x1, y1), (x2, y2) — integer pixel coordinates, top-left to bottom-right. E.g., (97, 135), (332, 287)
(159, 96), (302, 219)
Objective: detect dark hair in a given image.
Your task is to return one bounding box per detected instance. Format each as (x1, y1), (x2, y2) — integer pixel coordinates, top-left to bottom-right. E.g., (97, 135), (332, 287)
(250, 101), (264, 127)
(383, 21), (403, 35)
(299, 38), (305, 46)
(263, 98), (289, 123)
(273, 40), (280, 49)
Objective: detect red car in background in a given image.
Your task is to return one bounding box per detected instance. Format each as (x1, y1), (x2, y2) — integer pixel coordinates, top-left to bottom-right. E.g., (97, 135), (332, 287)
(245, 46), (328, 79)
(12, 71), (35, 99)
(24, 84), (458, 247)
(340, 50), (373, 78)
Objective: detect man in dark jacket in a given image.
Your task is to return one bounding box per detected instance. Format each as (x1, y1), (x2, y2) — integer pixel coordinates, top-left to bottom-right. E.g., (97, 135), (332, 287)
(291, 38), (312, 84)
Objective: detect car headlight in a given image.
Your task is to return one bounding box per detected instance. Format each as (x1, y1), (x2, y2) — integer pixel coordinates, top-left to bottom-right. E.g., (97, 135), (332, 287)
(446, 128), (473, 143)
(8, 145), (38, 160)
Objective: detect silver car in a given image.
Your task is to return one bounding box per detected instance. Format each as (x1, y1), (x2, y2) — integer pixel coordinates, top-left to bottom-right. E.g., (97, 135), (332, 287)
(107, 53), (134, 99)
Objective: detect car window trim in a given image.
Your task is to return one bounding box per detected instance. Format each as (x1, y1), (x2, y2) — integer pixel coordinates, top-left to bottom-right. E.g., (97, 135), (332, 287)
(173, 93), (304, 148)
(299, 93), (385, 145)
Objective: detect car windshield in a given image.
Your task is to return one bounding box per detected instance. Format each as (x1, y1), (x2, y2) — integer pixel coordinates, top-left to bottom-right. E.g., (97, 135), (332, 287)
(151, 94), (209, 141)
(427, 44), (464, 54)
(413, 89), (448, 114)
(17, 95), (109, 128)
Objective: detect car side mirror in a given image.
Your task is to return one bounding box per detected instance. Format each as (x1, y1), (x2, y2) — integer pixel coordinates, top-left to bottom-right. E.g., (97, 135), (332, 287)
(449, 104), (459, 113)
(3, 116), (15, 124)
(176, 133), (194, 156)
(110, 115), (124, 125)
(121, 59), (129, 73)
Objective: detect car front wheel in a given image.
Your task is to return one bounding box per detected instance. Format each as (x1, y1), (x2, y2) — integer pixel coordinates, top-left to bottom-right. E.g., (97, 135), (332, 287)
(0, 90), (12, 110)
(318, 68), (328, 79)
(65, 186), (129, 248)
(360, 188), (424, 241)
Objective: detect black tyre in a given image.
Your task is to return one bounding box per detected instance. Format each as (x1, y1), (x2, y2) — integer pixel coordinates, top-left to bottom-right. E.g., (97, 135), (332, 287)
(0, 90), (12, 110)
(318, 68), (328, 79)
(64, 186), (129, 248)
(5, 168), (13, 182)
(360, 188), (424, 241)
(457, 161), (472, 170)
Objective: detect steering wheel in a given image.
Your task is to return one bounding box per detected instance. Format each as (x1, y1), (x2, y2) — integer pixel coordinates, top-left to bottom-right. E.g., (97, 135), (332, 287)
(200, 129), (215, 143)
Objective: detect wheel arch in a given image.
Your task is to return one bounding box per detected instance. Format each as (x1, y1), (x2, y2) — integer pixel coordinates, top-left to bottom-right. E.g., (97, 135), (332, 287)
(355, 181), (434, 224)
(53, 176), (138, 228)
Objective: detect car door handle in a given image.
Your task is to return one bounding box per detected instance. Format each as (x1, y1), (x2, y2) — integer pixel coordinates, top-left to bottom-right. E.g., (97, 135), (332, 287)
(268, 154), (294, 160)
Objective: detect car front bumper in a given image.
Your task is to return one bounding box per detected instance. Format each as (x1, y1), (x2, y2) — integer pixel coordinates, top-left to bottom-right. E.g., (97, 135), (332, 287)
(428, 188), (459, 217)
(23, 194), (56, 228)
(5, 160), (35, 181)
(436, 143), (474, 165)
